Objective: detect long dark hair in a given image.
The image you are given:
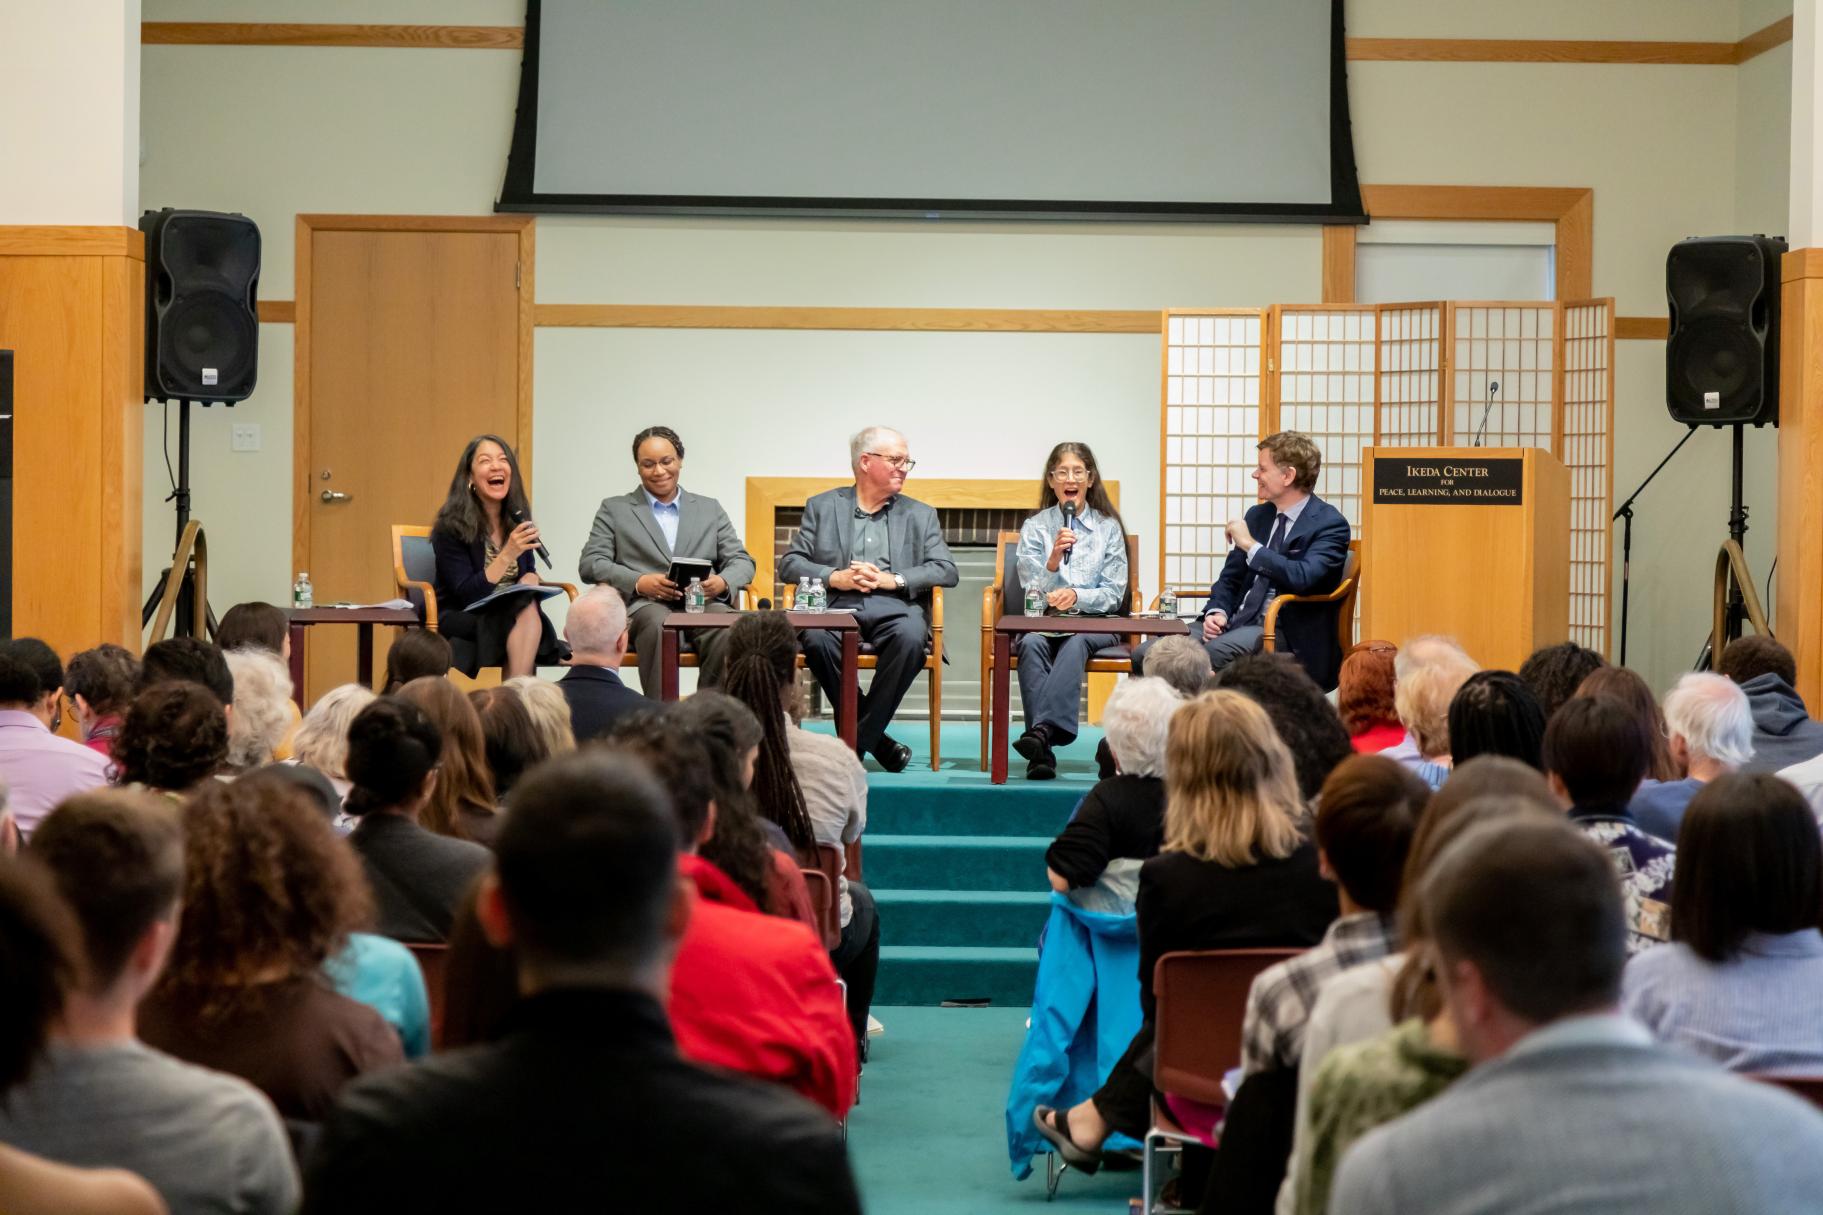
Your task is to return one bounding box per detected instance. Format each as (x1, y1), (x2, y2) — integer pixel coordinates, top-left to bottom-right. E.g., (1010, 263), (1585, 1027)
(1035, 442), (1125, 532)
(433, 434), (533, 545)
(669, 692), (780, 915)
(721, 613), (818, 857)
(1673, 773), (1823, 962)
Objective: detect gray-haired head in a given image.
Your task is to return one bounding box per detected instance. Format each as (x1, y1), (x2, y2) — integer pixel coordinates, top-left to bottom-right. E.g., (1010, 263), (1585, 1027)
(1142, 635), (1214, 699)
(1662, 671), (1754, 770)
(565, 586), (630, 659)
(849, 426), (906, 471)
(1101, 677), (1185, 778)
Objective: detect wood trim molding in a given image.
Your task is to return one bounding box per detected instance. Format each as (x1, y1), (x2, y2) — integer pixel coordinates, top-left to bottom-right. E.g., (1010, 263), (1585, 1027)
(532, 304), (1158, 334)
(1358, 184), (1594, 302)
(0, 227), (144, 259)
(1347, 37), (1736, 65)
(1616, 316), (1669, 340)
(1321, 227), (1357, 305)
(257, 300), (295, 323)
(142, 23), (522, 49)
(1735, 16), (1795, 65)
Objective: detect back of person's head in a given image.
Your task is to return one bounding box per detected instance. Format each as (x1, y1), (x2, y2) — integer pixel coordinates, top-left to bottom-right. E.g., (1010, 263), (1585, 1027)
(1662, 672), (1754, 769)
(114, 682), (229, 791)
(395, 676), (496, 838)
(1393, 634), (1473, 683)
(28, 790), (184, 994)
(1393, 659), (1475, 761)
(1163, 690), (1305, 868)
(382, 628), (452, 693)
(1672, 773), (1823, 963)
(1447, 670), (1546, 769)
(1314, 755), (1428, 914)
(468, 686), (548, 799)
(64, 644), (141, 720)
(663, 693), (777, 913)
(564, 585), (629, 656)
(0, 651), (42, 709)
(343, 697), (443, 817)
(0, 639), (63, 699)
(1141, 635), (1213, 699)
(1100, 677), (1183, 778)
(505, 675), (576, 756)
(1542, 695), (1651, 806)
(214, 602), (289, 656)
(1572, 665), (1678, 783)
(722, 612), (815, 855)
(1213, 652), (1353, 800)
(158, 776), (371, 1018)
(221, 648), (294, 771)
(1423, 817), (1626, 1028)
(0, 859), (81, 1092)
(1718, 634), (1797, 688)
(1518, 641), (1607, 721)
(1338, 640), (1398, 735)
(493, 751), (679, 978)
(671, 690), (763, 766)
(140, 637), (234, 706)
(603, 714), (717, 847)
(291, 683), (378, 780)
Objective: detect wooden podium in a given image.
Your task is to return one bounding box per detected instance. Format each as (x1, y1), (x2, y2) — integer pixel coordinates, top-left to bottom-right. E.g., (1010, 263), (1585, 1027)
(1360, 447), (1570, 671)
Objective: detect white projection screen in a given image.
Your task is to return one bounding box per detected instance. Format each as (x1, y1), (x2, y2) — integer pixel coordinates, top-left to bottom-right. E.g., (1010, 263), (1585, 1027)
(498, 0), (1365, 223)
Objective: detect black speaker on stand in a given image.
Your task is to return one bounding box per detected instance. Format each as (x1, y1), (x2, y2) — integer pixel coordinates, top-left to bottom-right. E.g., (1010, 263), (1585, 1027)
(138, 209), (262, 639)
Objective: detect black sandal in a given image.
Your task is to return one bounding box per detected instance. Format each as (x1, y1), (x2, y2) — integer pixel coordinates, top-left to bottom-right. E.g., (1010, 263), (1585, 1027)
(1032, 1105), (1102, 1175)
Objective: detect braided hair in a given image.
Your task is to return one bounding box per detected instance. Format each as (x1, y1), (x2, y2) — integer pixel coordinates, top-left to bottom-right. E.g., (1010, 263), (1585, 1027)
(720, 612), (817, 858)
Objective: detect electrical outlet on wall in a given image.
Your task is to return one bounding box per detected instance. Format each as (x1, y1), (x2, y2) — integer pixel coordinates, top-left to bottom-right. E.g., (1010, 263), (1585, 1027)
(231, 423), (261, 452)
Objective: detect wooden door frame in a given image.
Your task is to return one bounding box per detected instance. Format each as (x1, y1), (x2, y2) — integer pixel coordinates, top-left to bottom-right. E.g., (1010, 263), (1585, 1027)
(291, 214), (536, 583)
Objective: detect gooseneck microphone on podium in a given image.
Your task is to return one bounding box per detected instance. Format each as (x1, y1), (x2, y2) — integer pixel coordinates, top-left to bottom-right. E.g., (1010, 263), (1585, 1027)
(510, 507), (553, 568)
(1471, 380), (1501, 447)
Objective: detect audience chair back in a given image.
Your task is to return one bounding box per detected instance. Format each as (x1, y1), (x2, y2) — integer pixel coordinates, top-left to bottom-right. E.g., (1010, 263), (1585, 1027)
(406, 941), (450, 1050)
(813, 843), (844, 949)
(1261, 540), (1361, 691)
(392, 525), (441, 631)
(845, 838), (863, 886)
(800, 868), (838, 951)
(1153, 948), (1302, 1103)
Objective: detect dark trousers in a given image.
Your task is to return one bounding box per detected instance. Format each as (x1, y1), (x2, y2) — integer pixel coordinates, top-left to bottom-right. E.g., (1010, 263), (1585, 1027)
(1017, 632), (1113, 747)
(625, 599), (733, 697)
(830, 880), (880, 1062)
(801, 593), (927, 755)
(1092, 1020), (1157, 1140)
(1132, 623), (1264, 676)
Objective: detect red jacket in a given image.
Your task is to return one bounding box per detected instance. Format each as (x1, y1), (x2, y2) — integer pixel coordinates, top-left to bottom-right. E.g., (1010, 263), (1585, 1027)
(668, 854), (857, 1117)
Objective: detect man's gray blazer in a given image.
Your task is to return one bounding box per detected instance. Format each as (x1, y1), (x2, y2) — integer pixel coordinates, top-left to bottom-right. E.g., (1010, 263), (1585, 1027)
(578, 488), (756, 606)
(777, 486), (958, 618)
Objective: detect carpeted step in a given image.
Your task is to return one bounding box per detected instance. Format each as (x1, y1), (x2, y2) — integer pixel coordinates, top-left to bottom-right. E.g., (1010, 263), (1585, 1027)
(873, 945), (1037, 1008)
(876, 889), (1051, 948)
(864, 835), (1052, 892)
(866, 782), (1083, 838)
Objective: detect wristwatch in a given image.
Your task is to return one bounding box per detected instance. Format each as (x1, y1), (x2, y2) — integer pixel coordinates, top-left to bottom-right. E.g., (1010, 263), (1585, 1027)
(894, 573), (907, 591)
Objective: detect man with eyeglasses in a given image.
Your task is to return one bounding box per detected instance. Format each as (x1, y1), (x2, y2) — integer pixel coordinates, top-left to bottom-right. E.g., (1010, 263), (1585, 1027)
(779, 426), (958, 772)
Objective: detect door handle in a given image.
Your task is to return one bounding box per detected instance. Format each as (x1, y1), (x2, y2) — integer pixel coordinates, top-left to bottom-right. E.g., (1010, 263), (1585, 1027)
(321, 490), (353, 504)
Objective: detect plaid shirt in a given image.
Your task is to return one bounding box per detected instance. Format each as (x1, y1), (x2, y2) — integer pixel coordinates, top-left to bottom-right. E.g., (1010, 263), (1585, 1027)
(1241, 912), (1396, 1076)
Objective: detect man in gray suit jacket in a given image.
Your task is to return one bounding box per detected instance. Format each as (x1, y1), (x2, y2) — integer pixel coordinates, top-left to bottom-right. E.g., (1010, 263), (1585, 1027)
(1329, 815), (1823, 1214)
(777, 427), (957, 772)
(578, 427), (756, 696)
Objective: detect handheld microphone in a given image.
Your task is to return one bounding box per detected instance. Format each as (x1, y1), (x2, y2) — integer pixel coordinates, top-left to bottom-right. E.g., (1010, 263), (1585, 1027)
(1472, 380), (1500, 448)
(1060, 499), (1078, 565)
(509, 507), (553, 568)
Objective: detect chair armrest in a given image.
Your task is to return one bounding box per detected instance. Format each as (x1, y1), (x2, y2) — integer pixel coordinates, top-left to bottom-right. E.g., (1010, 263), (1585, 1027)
(781, 582), (796, 609)
(1261, 575), (1356, 648)
(980, 585), (1000, 643)
(401, 578), (439, 632)
(929, 586), (944, 664)
(737, 584), (758, 609)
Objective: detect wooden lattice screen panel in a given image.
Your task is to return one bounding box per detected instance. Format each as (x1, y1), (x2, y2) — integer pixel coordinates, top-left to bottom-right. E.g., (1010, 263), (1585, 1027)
(1272, 306), (1377, 536)
(1561, 299), (1615, 655)
(1376, 303), (1446, 447)
(1448, 304), (1557, 449)
(1160, 310), (1267, 594)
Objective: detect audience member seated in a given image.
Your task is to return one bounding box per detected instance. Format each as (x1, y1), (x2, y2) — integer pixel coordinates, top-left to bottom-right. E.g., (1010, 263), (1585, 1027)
(0, 790), (298, 1213)
(64, 643), (141, 761)
(138, 637), (235, 706)
(1629, 672), (1752, 842)
(113, 683), (229, 800)
(467, 686), (548, 805)
(0, 853), (167, 1215)
(1387, 657), (1474, 790)
(320, 920), (432, 1061)
(555, 585), (645, 742)
(220, 649), (295, 776)
(1033, 691), (1337, 1172)
(670, 691), (820, 932)
(1339, 641), (1402, 754)
(216, 602), (301, 757)
(1328, 816), (1823, 1213)
(724, 611), (877, 1057)
(504, 674), (576, 756)
(303, 751), (864, 1213)
(1543, 696), (1676, 954)
(1045, 677), (1181, 914)
(138, 779), (402, 1121)
(1446, 670), (1545, 769)
(605, 718), (857, 1116)
(1517, 639), (1607, 721)
(393, 676), (500, 846)
(1572, 665), (1680, 782)
(1623, 773), (1823, 1073)
(341, 698), (490, 943)
(288, 683), (377, 815)
(1097, 634), (1211, 778)
(0, 652), (109, 837)
(1213, 651), (1355, 801)
(1719, 635), (1823, 773)
(379, 627), (451, 694)
(1379, 636), (1477, 765)
(1, 638), (71, 733)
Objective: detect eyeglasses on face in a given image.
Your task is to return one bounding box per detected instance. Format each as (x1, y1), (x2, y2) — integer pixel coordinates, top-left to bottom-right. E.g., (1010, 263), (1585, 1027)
(866, 452), (916, 471)
(1050, 468), (1091, 483)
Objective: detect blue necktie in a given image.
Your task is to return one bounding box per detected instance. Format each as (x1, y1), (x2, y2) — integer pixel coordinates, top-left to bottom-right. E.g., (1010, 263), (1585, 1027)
(1233, 513), (1289, 627)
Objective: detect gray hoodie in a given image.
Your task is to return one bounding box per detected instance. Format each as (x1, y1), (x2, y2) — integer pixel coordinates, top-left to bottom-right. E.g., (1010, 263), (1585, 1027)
(1739, 672), (1823, 774)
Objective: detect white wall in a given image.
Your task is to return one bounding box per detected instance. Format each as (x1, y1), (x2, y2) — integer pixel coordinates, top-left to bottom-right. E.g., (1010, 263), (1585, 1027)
(138, 0), (1792, 694)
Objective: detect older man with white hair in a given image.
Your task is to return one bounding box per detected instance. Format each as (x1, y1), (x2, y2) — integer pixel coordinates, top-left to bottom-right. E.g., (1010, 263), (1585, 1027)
(777, 426), (958, 772)
(1631, 671), (1754, 842)
(555, 586), (645, 742)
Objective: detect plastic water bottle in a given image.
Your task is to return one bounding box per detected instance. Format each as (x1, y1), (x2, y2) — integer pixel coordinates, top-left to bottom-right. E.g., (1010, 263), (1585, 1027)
(809, 577), (828, 612)
(1159, 587), (1178, 619)
(1023, 586), (1044, 617)
(685, 577), (706, 614)
(797, 576), (811, 611)
(292, 572), (313, 609)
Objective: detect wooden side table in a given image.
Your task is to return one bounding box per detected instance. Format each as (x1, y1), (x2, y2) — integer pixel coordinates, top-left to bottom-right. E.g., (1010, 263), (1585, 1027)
(286, 607), (420, 707)
(660, 611), (863, 749)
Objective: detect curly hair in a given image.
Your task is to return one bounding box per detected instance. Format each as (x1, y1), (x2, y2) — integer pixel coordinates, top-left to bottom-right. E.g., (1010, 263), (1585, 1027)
(64, 643), (141, 719)
(670, 691), (781, 915)
(1517, 641), (1607, 722)
(156, 775), (372, 1021)
(0, 859), (81, 1093)
(221, 648), (294, 772)
(395, 676), (497, 841)
(1213, 652), (1354, 801)
(115, 683), (228, 792)
(721, 612), (817, 856)
(1338, 641), (1398, 736)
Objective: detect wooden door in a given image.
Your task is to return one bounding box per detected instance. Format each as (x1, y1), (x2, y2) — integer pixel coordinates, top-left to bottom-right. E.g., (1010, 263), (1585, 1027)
(294, 216), (533, 705)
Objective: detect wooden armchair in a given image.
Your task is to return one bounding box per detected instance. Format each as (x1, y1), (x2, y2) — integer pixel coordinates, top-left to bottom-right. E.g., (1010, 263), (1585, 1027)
(391, 525), (579, 675)
(1262, 539), (1361, 691)
(979, 531), (1141, 771)
(783, 583), (944, 770)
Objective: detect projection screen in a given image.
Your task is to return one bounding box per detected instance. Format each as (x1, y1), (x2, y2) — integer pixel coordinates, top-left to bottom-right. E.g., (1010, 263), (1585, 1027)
(499, 0), (1364, 223)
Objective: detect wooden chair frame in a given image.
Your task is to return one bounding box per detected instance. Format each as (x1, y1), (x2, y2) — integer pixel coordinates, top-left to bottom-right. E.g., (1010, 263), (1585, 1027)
(978, 531), (1142, 771)
(391, 524), (580, 660)
(1261, 539), (1362, 683)
(783, 584), (944, 769)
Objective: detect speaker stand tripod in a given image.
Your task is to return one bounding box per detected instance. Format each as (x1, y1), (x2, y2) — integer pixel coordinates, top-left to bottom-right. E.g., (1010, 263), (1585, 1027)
(141, 400), (218, 640)
(1693, 422), (1772, 670)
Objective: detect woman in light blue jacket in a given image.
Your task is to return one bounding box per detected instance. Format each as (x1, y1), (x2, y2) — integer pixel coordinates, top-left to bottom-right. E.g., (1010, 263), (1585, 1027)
(1014, 442), (1129, 780)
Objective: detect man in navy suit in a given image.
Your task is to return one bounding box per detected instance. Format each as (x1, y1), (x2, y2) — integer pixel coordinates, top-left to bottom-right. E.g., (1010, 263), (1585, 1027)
(1137, 431), (1351, 682)
(557, 587), (647, 742)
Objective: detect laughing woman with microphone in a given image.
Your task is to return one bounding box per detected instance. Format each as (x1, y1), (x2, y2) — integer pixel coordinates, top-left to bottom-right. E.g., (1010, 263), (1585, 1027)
(1013, 442), (1129, 780)
(430, 434), (564, 679)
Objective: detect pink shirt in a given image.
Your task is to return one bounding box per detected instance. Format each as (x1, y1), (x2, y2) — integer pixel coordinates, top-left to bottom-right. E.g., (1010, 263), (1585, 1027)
(0, 710), (112, 836)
